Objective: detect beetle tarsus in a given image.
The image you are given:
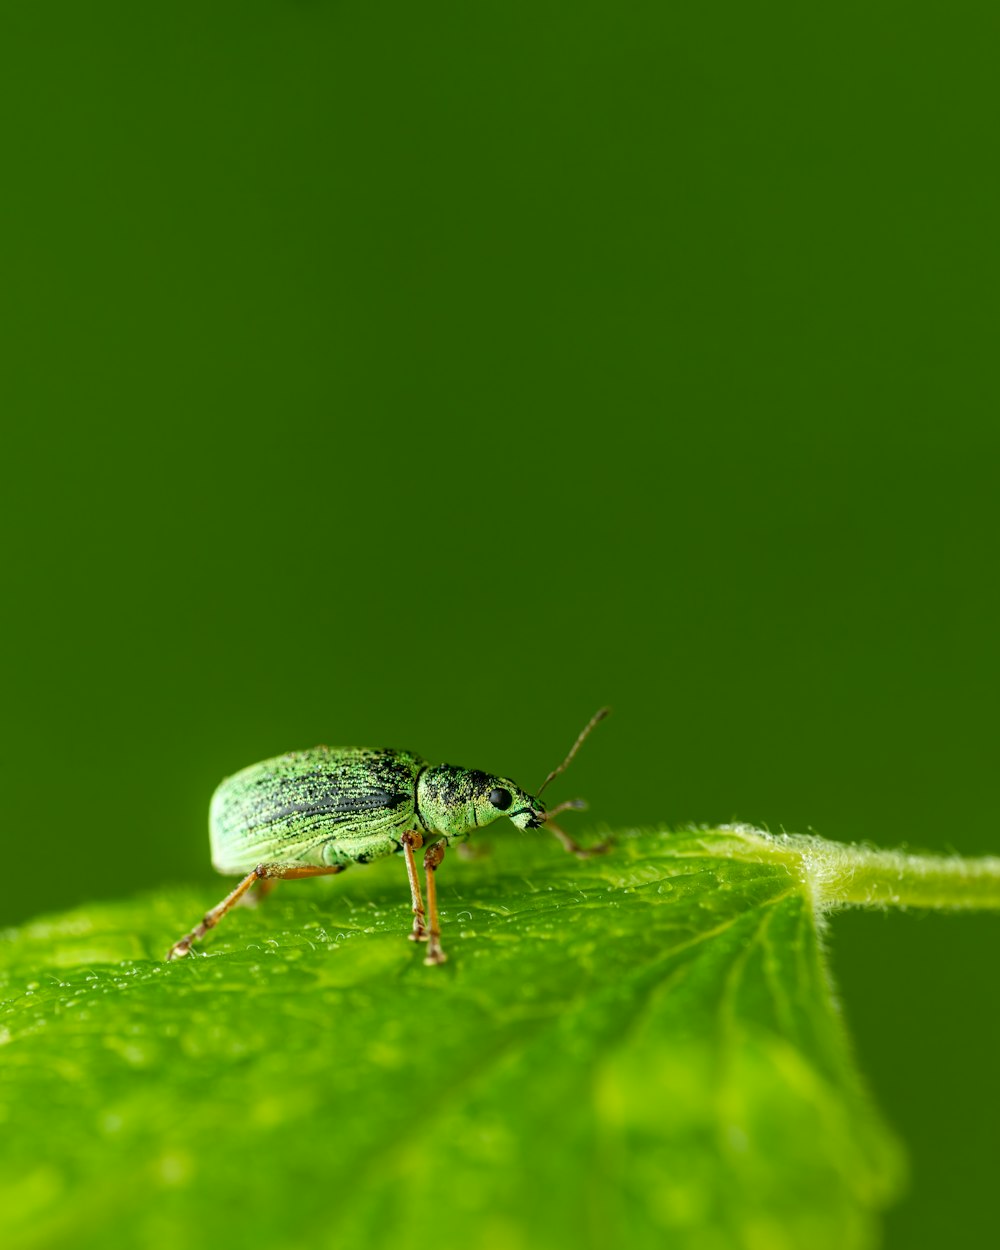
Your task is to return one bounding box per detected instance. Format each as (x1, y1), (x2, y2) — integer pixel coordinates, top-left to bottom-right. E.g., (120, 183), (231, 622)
(573, 839), (612, 859)
(547, 822), (613, 859)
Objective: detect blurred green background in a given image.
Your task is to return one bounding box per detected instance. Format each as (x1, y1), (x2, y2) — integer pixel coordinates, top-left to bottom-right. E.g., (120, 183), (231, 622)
(2, 3), (997, 1246)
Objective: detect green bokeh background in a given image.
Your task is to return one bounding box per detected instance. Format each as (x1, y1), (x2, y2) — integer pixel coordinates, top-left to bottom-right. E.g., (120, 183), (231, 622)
(2, 3), (997, 1246)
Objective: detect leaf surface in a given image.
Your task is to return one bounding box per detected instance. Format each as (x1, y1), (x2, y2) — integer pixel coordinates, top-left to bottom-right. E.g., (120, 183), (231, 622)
(0, 828), (907, 1250)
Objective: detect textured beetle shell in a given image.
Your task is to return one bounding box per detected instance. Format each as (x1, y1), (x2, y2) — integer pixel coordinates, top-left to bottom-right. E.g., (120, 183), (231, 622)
(210, 747), (427, 874)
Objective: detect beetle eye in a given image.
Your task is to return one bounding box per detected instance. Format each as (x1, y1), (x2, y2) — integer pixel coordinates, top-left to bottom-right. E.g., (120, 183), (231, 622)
(488, 787), (512, 811)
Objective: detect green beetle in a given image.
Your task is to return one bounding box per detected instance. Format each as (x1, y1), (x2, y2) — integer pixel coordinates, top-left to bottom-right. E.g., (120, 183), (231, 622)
(167, 709), (609, 965)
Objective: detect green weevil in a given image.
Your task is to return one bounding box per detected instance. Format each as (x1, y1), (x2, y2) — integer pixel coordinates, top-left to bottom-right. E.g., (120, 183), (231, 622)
(167, 708), (609, 965)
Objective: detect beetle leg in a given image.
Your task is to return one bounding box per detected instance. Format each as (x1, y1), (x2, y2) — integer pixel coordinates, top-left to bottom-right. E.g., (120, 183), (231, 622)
(237, 875), (277, 909)
(422, 841), (448, 966)
(165, 862), (345, 960)
(546, 822), (613, 859)
(457, 840), (490, 861)
(167, 868), (262, 959)
(400, 831), (427, 942)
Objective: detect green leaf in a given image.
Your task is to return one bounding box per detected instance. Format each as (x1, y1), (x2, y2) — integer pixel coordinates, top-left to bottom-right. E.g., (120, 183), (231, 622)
(2, 828), (996, 1250)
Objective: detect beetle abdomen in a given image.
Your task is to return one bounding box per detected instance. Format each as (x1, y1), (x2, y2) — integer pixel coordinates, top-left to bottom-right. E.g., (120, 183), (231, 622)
(209, 746), (425, 874)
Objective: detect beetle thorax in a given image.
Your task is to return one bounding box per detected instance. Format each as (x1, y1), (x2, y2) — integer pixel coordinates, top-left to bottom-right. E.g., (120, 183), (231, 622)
(417, 764), (494, 838)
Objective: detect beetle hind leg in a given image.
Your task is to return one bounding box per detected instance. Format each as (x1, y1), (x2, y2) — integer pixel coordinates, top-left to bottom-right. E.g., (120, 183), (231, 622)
(165, 862), (346, 961)
(166, 867), (263, 960)
(237, 875), (278, 909)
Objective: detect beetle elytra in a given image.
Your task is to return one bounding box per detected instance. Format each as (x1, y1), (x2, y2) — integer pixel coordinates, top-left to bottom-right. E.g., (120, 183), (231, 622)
(167, 708), (609, 965)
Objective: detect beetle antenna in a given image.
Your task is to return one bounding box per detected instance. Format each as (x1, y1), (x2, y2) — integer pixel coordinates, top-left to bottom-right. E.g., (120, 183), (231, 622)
(536, 707), (610, 798)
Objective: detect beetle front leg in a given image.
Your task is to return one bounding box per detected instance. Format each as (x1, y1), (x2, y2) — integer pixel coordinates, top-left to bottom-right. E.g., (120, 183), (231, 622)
(546, 822), (613, 859)
(400, 831), (427, 942)
(422, 841), (447, 966)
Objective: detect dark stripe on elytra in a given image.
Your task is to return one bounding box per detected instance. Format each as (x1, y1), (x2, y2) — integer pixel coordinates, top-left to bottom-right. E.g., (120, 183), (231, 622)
(264, 791), (409, 823)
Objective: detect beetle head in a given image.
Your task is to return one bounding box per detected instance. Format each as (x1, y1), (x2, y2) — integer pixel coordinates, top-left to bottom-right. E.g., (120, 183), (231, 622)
(417, 766), (545, 837)
(466, 774), (588, 833)
(415, 709), (608, 841)
(474, 776), (547, 831)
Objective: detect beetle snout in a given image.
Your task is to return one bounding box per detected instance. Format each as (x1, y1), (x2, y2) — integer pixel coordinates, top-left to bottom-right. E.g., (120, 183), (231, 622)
(507, 796), (546, 831)
(523, 799), (547, 829)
